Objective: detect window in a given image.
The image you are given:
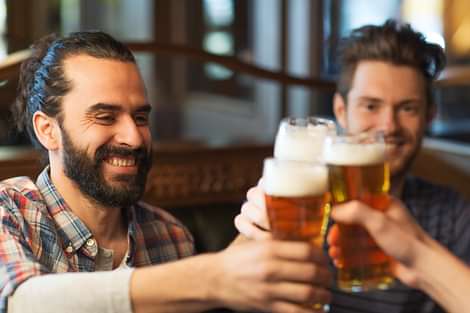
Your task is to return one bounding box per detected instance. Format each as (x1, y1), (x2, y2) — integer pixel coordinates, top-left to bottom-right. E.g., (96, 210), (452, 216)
(203, 0), (235, 80)
(402, 0), (445, 49)
(0, 0), (7, 59)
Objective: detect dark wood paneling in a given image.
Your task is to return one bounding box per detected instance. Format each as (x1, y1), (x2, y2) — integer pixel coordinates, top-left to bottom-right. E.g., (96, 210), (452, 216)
(0, 143), (272, 208)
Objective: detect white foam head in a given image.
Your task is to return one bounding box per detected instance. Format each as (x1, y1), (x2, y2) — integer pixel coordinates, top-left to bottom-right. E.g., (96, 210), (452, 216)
(263, 159), (329, 197)
(274, 118), (335, 162)
(323, 140), (386, 165)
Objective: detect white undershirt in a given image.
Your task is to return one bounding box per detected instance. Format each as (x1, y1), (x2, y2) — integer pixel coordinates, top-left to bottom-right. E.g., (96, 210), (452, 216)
(7, 247), (133, 313)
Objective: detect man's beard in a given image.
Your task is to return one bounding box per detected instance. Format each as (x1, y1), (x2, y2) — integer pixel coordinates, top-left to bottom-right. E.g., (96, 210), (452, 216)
(388, 134), (422, 185)
(61, 128), (152, 208)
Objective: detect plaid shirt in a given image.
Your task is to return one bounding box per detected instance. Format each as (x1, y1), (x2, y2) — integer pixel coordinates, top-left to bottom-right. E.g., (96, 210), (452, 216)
(0, 167), (195, 312)
(329, 176), (470, 313)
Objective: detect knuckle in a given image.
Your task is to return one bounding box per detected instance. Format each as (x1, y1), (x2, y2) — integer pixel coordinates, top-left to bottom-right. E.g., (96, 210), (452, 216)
(257, 262), (277, 281)
(305, 264), (318, 280)
(234, 214), (242, 226)
(299, 286), (316, 303)
(256, 285), (275, 302)
(374, 215), (388, 233)
(270, 303), (295, 313)
(234, 215), (248, 235)
(350, 200), (362, 211)
(268, 302), (282, 313)
(246, 186), (258, 200)
(259, 241), (276, 257)
(240, 202), (251, 215)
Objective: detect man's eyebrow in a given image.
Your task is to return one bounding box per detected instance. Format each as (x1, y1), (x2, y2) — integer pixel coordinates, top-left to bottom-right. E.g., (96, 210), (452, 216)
(86, 103), (122, 114)
(135, 104), (152, 113)
(85, 103), (152, 114)
(356, 96), (424, 104)
(397, 98), (424, 105)
(356, 96), (383, 103)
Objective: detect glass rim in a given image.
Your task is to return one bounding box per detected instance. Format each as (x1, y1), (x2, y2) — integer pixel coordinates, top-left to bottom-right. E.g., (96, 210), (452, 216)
(263, 156), (327, 167)
(325, 130), (386, 144)
(280, 116), (336, 129)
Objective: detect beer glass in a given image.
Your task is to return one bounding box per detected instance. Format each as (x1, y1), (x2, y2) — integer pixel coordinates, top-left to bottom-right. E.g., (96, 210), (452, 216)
(263, 158), (330, 247)
(323, 131), (393, 292)
(274, 117), (336, 163)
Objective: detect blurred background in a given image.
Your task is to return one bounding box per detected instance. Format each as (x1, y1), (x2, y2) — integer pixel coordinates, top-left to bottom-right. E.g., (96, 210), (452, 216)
(0, 0), (470, 146)
(0, 0), (469, 254)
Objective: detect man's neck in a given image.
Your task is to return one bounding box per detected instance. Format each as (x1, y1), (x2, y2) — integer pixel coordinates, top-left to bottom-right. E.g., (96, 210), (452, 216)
(391, 174), (406, 199)
(50, 166), (127, 246)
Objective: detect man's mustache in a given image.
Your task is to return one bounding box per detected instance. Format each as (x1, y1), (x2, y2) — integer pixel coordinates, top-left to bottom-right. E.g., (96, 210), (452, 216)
(383, 131), (407, 145)
(94, 145), (150, 164)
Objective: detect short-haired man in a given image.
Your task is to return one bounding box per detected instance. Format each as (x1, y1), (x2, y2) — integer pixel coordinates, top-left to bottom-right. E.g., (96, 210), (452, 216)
(0, 32), (332, 313)
(236, 20), (470, 313)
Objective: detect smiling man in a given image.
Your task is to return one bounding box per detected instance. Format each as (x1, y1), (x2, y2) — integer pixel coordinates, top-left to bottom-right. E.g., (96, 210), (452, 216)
(0, 32), (333, 313)
(332, 22), (443, 193)
(235, 20), (470, 313)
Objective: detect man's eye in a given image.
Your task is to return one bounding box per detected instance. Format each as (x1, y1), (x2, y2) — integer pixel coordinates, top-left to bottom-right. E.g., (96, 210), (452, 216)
(95, 114), (116, 123)
(363, 103), (378, 112)
(134, 114), (149, 126)
(401, 104), (419, 114)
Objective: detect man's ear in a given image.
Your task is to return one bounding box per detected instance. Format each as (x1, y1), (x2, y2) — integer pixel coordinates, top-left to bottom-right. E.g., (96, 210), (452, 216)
(333, 92), (348, 129)
(32, 111), (60, 150)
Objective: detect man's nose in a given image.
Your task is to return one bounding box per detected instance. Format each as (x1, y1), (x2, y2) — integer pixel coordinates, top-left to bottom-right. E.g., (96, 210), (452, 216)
(114, 116), (144, 148)
(378, 109), (399, 134)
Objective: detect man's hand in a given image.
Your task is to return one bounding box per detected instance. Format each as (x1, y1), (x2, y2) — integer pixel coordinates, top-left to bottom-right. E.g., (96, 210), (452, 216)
(212, 240), (332, 312)
(235, 182), (272, 240)
(131, 240), (332, 313)
(327, 198), (429, 288)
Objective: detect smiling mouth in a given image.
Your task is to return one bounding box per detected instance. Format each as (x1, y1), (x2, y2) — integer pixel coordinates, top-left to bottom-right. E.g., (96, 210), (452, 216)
(105, 157), (136, 167)
(385, 137), (406, 146)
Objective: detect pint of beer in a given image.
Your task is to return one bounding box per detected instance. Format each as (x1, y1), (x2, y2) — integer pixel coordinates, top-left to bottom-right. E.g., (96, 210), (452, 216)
(274, 117), (336, 163)
(263, 158), (330, 247)
(324, 132), (393, 292)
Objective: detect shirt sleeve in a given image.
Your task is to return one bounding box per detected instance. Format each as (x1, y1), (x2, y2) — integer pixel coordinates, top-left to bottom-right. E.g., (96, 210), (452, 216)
(0, 203), (49, 313)
(7, 270), (134, 313)
(452, 196), (470, 264)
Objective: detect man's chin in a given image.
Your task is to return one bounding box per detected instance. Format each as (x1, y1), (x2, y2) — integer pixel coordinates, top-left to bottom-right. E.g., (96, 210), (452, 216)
(107, 173), (137, 183)
(106, 180), (145, 193)
(389, 156), (415, 182)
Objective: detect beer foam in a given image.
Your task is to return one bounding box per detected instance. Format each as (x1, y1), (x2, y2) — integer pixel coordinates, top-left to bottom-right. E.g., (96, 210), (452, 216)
(263, 160), (329, 197)
(323, 142), (385, 165)
(274, 124), (331, 162)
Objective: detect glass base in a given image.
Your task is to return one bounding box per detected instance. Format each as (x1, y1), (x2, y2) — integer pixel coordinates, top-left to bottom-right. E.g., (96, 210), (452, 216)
(337, 276), (395, 292)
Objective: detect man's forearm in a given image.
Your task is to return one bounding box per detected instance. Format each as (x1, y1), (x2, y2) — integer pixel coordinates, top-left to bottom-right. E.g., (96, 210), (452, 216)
(130, 253), (220, 313)
(9, 255), (222, 313)
(8, 270), (133, 313)
(415, 238), (470, 313)
(8, 255), (220, 313)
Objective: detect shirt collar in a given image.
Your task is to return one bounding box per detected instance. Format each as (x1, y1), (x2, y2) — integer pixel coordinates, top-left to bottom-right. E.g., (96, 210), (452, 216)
(36, 167), (95, 256)
(36, 166), (139, 260)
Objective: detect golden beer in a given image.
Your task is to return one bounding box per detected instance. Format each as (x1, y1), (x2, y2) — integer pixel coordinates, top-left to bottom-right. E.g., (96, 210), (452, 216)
(324, 133), (394, 292)
(263, 158), (330, 247)
(266, 193), (330, 247)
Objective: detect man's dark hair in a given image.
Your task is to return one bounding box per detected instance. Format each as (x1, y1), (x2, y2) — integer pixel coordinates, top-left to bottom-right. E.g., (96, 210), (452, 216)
(337, 19), (446, 105)
(12, 31), (136, 150)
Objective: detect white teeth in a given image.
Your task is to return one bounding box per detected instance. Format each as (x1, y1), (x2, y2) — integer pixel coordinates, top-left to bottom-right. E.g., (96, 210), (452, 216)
(107, 157), (136, 167)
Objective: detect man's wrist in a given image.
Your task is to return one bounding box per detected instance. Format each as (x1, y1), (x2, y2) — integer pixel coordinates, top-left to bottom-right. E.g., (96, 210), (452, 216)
(130, 254), (222, 313)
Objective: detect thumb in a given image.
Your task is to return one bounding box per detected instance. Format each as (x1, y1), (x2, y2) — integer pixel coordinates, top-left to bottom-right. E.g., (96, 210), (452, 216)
(331, 200), (384, 229)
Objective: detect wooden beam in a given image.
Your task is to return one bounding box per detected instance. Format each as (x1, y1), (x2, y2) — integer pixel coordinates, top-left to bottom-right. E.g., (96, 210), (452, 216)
(0, 49), (30, 81)
(0, 44), (337, 92)
(126, 42), (336, 91)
